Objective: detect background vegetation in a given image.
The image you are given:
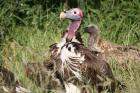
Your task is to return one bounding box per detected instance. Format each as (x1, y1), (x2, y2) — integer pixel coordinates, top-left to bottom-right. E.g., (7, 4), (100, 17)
(0, 0), (140, 93)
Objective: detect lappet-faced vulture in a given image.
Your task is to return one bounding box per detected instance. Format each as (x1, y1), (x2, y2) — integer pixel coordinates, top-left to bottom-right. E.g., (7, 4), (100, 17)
(24, 8), (84, 93)
(57, 8), (124, 93)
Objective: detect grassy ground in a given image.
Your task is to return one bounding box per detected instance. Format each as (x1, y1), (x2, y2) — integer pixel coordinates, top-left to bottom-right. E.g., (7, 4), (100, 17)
(0, 0), (140, 93)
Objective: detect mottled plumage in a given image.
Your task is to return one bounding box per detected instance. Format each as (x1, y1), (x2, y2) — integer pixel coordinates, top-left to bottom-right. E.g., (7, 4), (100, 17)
(59, 42), (116, 93)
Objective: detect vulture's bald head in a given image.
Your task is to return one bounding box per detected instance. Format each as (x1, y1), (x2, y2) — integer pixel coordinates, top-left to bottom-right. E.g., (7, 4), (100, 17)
(60, 8), (83, 21)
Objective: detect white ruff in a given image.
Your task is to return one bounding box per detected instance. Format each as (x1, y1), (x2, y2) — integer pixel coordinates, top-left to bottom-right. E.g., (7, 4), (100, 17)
(65, 83), (81, 93)
(60, 43), (85, 80)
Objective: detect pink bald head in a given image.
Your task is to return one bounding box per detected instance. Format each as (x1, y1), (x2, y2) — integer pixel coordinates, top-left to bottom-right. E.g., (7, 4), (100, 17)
(60, 8), (83, 21)
(60, 8), (83, 41)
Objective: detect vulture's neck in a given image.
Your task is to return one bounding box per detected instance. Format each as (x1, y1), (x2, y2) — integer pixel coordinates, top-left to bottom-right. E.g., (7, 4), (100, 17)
(66, 20), (82, 43)
(57, 20), (82, 54)
(67, 20), (81, 33)
(88, 32), (101, 52)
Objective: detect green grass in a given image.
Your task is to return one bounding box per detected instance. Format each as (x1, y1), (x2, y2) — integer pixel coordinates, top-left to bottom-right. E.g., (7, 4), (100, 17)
(0, 0), (140, 93)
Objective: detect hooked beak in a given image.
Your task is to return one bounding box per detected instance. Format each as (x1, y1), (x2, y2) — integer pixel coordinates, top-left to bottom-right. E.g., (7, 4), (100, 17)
(60, 12), (66, 20)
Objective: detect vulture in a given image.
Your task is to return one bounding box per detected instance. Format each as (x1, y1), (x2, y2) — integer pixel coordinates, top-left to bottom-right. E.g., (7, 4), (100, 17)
(84, 24), (140, 64)
(57, 8), (122, 93)
(0, 66), (31, 93)
(22, 8), (84, 93)
(23, 8), (84, 93)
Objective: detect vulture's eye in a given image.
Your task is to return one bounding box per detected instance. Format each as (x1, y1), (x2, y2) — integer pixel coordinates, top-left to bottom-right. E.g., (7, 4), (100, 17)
(74, 11), (77, 14)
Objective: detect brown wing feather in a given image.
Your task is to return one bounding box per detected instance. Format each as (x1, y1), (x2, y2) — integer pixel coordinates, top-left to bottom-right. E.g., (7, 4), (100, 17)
(71, 43), (116, 92)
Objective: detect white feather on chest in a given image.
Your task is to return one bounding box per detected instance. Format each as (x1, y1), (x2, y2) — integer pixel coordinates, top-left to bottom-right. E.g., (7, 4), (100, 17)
(60, 43), (85, 80)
